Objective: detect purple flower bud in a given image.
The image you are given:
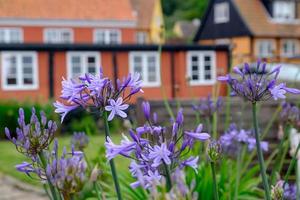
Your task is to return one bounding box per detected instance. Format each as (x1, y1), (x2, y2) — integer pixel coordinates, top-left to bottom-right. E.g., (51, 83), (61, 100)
(5, 127), (11, 139)
(176, 109), (184, 125)
(142, 101), (151, 121)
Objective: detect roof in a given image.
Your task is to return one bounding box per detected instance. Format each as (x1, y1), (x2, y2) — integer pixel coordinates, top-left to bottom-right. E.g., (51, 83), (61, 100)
(130, 0), (155, 29)
(0, 0), (136, 21)
(233, 0), (300, 37)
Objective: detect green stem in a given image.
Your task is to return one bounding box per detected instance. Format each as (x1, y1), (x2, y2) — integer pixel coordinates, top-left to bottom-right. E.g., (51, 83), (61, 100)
(103, 112), (122, 200)
(38, 152), (60, 200)
(234, 146), (245, 200)
(212, 112), (218, 139)
(211, 162), (219, 200)
(163, 162), (172, 191)
(283, 140), (300, 188)
(94, 182), (103, 200)
(252, 103), (271, 200)
(270, 124), (291, 184)
(241, 105), (281, 175)
(224, 87), (231, 130)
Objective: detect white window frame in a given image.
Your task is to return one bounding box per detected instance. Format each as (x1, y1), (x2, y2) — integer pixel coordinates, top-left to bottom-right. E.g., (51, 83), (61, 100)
(214, 2), (230, 24)
(129, 51), (161, 87)
(281, 39), (299, 57)
(256, 39), (275, 58)
(43, 28), (73, 43)
(0, 28), (23, 43)
(186, 51), (216, 86)
(93, 29), (121, 44)
(273, 1), (295, 21)
(136, 31), (148, 44)
(1, 51), (38, 90)
(67, 52), (101, 79)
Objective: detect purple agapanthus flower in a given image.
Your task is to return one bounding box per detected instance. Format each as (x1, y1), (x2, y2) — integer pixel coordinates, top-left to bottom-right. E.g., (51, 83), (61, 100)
(180, 156), (199, 171)
(193, 95), (223, 118)
(280, 102), (300, 125)
(53, 101), (79, 122)
(284, 183), (296, 200)
(149, 143), (171, 167)
(54, 69), (143, 122)
(105, 97), (129, 121)
(71, 132), (89, 151)
(105, 134), (136, 161)
(46, 141), (87, 195)
(105, 102), (209, 190)
(219, 124), (268, 155)
(185, 124), (210, 141)
(5, 108), (57, 160)
(218, 61), (300, 102)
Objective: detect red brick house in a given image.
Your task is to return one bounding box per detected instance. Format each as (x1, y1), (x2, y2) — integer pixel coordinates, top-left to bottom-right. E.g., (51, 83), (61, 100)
(0, 0), (229, 102)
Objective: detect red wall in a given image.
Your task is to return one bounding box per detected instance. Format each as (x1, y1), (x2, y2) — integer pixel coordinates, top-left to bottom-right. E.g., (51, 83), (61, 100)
(0, 50), (228, 102)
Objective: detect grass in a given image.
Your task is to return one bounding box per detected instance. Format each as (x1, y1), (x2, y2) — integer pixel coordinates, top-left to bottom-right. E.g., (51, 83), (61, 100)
(0, 133), (129, 186)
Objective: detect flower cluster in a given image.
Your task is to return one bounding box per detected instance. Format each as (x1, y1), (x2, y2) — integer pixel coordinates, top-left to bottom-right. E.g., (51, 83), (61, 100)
(218, 62), (300, 103)
(165, 169), (198, 200)
(271, 180), (296, 200)
(5, 108), (57, 160)
(105, 102), (210, 189)
(46, 140), (87, 195)
(219, 124), (268, 155)
(54, 70), (143, 122)
(71, 132), (89, 151)
(280, 102), (300, 125)
(207, 140), (222, 162)
(193, 95), (222, 118)
(284, 183), (296, 200)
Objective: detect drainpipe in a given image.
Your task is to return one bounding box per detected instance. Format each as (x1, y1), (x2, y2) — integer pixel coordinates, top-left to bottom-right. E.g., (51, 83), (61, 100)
(48, 51), (54, 98)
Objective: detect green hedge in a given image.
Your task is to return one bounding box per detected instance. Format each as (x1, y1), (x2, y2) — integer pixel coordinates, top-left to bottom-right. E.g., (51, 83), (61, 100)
(0, 100), (125, 138)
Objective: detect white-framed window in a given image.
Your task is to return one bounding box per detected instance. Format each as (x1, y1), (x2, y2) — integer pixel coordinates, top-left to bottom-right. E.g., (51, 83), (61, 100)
(44, 28), (73, 43)
(256, 40), (275, 58)
(129, 52), (160, 87)
(1, 52), (38, 90)
(187, 51), (216, 85)
(281, 39), (299, 57)
(0, 28), (23, 43)
(273, 1), (295, 20)
(136, 32), (148, 44)
(94, 29), (121, 44)
(214, 2), (229, 23)
(67, 52), (100, 79)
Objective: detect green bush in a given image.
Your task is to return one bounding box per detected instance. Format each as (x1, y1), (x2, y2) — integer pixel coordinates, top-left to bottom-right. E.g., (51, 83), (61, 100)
(0, 100), (58, 138)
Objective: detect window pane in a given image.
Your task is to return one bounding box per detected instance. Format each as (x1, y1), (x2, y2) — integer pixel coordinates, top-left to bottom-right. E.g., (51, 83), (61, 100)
(109, 30), (119, 44)
(95, 30), (105, 44)
(204, 55), (212, 80)
(191, 56), (199, 81)
(71, 56), (81, 77)
(0, 30), (5, 42)
(133, 56), (143, 79)
(87, 56), (96, 74)
(6, 56), (17, 85)
(61, 31), (71, 43)
(147, 56), (157, 82)
(10, 29), (21, 43)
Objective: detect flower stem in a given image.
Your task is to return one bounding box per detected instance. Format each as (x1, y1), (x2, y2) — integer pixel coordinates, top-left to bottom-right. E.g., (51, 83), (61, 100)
(163, 161), (172, 191)
(234, 146), (245, 200)
(38, 151), (60, 200)
(103, 112), (122, 200)
(252, 103), (271, 200)
(283, 140), (300, 188)
(271, 124), (291, 184)
(210, 162), (219, 200)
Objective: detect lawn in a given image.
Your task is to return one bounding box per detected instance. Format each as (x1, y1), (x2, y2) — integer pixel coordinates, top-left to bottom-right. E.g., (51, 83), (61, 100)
(0, 134), (129, 186)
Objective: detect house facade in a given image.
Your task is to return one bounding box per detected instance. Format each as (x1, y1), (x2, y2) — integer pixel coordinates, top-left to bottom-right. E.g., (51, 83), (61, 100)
(0, 0), (229, 102)
(194, 0), (300, 67)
